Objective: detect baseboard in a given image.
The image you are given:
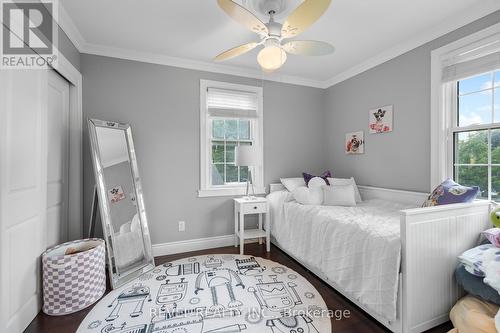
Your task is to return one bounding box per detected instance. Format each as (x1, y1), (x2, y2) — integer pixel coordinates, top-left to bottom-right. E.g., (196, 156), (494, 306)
(152, 234), (258, 257)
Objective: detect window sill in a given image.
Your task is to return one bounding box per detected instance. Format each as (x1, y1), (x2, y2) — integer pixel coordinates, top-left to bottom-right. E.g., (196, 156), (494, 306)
(198, 186), (266, 198)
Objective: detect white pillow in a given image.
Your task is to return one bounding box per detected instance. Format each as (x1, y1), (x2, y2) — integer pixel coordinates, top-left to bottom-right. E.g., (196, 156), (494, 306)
(280, 177), (306, 192)
(308, 176), (327, 189)
(131, 213), (141, 233)
(119, 221), (132, 234)
(327, 177), (362, 203)
(292, 186), (323, 205)
(322, 184), (356, 206)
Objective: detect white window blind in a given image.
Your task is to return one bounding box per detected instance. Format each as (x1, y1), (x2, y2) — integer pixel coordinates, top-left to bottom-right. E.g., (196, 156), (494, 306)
(207, 87), (258, 118)
(442, 51), (500, 82)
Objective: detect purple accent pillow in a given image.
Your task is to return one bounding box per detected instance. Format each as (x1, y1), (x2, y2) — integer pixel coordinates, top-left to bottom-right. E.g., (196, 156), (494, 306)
(422, 178), (479, 207)
(302, 171), (332, 186)
(483, 228), (500, 248)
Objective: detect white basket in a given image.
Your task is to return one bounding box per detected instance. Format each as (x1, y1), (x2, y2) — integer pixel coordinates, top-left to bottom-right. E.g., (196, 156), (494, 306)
(42, 238), (106, 316)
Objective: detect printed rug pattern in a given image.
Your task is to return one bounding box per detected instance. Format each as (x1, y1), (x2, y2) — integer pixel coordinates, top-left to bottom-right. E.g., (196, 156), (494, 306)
(77, 254), (331, 333)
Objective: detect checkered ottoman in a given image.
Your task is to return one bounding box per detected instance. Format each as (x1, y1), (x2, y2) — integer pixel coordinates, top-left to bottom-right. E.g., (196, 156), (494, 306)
(42, 238), (106, 316)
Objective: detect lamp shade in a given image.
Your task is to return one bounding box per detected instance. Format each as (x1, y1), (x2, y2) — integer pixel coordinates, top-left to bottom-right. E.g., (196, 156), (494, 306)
(235, 146), (259, 167)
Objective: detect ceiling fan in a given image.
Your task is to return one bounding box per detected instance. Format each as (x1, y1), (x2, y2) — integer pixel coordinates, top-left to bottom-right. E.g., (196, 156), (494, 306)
(214, 0), (334, 73)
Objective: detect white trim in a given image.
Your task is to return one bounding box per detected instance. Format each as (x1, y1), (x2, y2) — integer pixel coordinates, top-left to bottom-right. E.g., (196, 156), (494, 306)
(199, 80), (264, 198)
(430, 22), (500, 190)
(51, 51), (84, 240)
(55, 1), (86, 52)
(401, 199), (490, 215)
(152, 234), (258, 257)
(58, 1), (500, 89)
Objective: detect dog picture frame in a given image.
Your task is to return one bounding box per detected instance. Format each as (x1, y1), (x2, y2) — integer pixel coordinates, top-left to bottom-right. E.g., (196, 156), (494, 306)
(369, 105), (393, 134)
(345, 131), (364, 154)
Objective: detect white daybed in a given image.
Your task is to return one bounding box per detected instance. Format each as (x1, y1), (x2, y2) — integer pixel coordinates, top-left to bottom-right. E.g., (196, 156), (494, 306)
(267, 183), (491, 333)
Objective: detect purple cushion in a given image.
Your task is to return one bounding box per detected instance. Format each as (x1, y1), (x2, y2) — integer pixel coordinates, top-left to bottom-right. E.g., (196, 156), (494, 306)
(302, 171), (331, 186)
(422, 178), (479, 207)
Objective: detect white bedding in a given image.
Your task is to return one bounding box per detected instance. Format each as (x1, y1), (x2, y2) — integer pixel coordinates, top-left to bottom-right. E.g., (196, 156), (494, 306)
(267, 190), (414, 322)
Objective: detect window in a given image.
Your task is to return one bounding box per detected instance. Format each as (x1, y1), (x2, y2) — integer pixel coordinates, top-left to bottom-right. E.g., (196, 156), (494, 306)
(199, 80), (264, 197)
(453, 71), (500, 200)
(211, 119), (251, 185)
(431, 25), (500, 200)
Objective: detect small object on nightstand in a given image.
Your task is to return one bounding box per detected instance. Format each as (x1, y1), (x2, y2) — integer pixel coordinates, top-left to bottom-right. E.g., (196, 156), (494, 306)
(234, 197), (270, 255)
(235, 146), (260, 200)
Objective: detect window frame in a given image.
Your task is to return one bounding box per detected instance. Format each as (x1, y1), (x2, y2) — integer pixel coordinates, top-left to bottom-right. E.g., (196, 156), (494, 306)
(451, 74), (499, 200)
(198, 79), (264, 197)
(431, 23), (500, 197)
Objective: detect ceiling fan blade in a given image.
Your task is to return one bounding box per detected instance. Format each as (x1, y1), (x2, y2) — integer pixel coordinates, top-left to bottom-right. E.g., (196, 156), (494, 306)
(281, 0), (331, 38)
(214, 42), (260, 62)
(282, 40), (334, 56)
(217, 0), (268, 35)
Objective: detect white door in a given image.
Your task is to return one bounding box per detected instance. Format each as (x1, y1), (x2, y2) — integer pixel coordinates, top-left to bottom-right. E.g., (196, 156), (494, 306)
(0, 69), (71, 332)
(0, 69), (48, 332)
(47, 70), (70, 248)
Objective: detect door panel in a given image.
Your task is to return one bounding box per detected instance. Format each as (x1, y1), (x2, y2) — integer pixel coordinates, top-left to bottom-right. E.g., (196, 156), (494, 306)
(6, 72), (39, 191)
(47, 70), (70, 248)
(9, 217), (40, 317)
(0, 69), (48, 332)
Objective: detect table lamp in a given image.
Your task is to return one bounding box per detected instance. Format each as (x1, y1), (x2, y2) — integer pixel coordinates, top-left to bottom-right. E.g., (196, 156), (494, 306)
(235, 145), (259, 200)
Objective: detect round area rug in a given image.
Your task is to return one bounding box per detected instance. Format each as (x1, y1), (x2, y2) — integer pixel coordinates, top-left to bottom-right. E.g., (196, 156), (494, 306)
(77, 254), (331, 333)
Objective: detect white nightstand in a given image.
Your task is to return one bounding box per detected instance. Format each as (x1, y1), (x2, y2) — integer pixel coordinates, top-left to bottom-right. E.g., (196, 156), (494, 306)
(234, 197), (270, 255)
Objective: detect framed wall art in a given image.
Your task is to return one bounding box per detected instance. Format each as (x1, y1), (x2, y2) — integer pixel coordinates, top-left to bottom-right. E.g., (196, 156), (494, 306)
(345, 131), (364, 154)
(369, 105), (393, 134)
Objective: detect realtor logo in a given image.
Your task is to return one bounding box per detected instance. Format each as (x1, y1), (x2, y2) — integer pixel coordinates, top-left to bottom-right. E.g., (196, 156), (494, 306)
(1, 0), (58, 69)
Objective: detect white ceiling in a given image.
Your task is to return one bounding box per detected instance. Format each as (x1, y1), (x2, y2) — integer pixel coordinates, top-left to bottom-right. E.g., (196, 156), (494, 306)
(60, 0), (500, 88)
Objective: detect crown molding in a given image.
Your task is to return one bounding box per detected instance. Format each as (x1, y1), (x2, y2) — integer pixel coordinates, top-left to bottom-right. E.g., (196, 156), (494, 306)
(57, 1), (500, 90)
(323, 1), (500, 88)
(56, 2), (86, 52)
(81, 43), (325, 88)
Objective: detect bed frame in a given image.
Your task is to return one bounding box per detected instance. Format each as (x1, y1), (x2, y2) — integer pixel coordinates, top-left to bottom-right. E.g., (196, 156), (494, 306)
(268, 184), (491, 333)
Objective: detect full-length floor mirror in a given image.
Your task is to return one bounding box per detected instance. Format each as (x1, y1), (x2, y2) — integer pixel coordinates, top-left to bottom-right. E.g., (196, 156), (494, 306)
(88, 119), (154, 288)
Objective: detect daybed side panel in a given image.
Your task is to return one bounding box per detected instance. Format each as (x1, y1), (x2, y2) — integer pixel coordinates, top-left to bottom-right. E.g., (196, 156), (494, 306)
(400, 201), (490, 333)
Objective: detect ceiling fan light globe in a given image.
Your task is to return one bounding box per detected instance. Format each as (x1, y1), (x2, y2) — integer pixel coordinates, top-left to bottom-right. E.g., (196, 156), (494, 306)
(257, 45), (287, 72)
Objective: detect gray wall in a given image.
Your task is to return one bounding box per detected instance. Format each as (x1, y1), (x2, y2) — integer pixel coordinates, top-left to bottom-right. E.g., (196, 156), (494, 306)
(324, 10), (500, 193)
(81, 54), (326, 245)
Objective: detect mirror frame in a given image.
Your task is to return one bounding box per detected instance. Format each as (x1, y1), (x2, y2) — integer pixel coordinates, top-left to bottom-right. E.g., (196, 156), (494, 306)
(88, 118), (155, 289)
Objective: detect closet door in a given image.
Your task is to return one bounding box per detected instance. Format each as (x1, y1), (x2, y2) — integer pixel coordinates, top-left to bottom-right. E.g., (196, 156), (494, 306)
(0, 69), (48, 332)
(47, 70), (70, 248)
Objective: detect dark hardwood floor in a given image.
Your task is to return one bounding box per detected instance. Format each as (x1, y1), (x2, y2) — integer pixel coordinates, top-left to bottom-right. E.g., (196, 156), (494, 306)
(25, 243), (453, 333)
